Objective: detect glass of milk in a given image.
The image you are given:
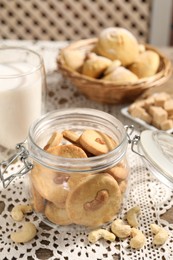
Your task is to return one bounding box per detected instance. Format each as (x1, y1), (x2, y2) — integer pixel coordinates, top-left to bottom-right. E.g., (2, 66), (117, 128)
(0, 47), (46, 160)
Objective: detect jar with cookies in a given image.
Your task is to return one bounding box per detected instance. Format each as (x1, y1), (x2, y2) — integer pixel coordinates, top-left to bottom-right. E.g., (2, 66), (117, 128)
(1, 108), (130, 228)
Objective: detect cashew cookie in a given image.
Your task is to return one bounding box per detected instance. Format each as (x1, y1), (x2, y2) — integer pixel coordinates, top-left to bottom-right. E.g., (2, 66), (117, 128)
(30, 163), (70, 208)
(44, 201), (72, 225)
(66, 173), (121, 227)
(62, 130), (80, 145)
(30, 182), (46, 213)
(47, 144), (88, 158)
(107, 166), (129, 182)
(79, 129), (117, 155)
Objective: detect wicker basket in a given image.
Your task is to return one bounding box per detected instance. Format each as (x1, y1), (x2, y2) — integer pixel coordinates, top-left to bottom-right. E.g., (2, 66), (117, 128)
(57, 38), (172, 104)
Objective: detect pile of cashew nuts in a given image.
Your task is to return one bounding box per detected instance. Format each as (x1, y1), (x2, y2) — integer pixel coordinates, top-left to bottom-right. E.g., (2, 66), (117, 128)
(88, 206), (169, 249)
(10, 204), (37, 243)
(10, 203), (169, 248)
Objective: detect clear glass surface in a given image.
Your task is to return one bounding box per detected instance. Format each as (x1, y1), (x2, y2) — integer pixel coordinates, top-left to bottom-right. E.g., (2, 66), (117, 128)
(139, 130), (173, 189)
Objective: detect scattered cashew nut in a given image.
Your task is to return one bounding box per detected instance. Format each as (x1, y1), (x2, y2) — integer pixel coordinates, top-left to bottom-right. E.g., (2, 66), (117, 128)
(126, 206), (141, 227)
(150, 224), (169, 245)
(111, 218), (131, 238)
(10, 222), (37, 243)
(88, 229), (116, 243)
(130, 228), (146, 249)
(11, 204), (33, 221)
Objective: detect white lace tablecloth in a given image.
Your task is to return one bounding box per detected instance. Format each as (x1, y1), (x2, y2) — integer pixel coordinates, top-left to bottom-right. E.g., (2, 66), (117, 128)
(0, 40), (173, 260)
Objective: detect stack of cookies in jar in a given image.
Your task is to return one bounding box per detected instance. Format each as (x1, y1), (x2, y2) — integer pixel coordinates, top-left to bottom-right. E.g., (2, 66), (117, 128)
(29, 129), (129, 227)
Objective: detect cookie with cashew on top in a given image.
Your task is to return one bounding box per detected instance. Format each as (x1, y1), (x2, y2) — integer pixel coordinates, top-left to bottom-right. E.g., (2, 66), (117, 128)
(79, 129), (118, 155)
(66, 173), (122, 227)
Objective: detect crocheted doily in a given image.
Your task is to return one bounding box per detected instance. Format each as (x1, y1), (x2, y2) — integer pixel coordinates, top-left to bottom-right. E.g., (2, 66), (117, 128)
(0, 145), (173, 260)
(0, 40), (173, 260)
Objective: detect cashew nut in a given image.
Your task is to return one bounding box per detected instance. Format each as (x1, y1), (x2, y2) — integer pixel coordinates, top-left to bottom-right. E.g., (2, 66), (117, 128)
(150, 224), (169, 245)
(126, 206), (141, 227)
(84, 190), (109, 211)
(11, 204), (33, 221)
(88, 229), (116, 243)
(10, 222), (37, 243)
(130, 228), (146, 249)
(111, 218), (131, 238)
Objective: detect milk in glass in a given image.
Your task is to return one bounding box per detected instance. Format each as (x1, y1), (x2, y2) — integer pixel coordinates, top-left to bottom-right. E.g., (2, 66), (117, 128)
(0, 62), (42, 149)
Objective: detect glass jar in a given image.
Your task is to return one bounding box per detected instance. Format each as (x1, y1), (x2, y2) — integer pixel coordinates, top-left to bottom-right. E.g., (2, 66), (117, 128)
(27, 108), (130, 227)
(1, 108), (130, 228)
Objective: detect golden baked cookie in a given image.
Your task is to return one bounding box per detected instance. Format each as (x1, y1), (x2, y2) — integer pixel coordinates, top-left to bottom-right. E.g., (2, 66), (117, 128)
(62, 130), (80, 144)
(44, 131), (63, 150)
(96, 27), (139, 66)
(67, 173), (90, 188)
(139, 44), (146, 53)
(30, 182), (45, 213)
(30, 164), (70, 208)
(119, 180), (128, 194)
(44, 173), (90, 225)
(79, 129), (117, 155)
(107, 166), (129, 182)
(63, 49), (86, 71)
(62, 130), (93, 157)
(47, 144), (88, 158)
(66, 173), (122, 227)
(104, 60), (121, 75)
(30, 145), (88, 208)
(128, 50), (160, 78)
(103, 66), (138, 83)
(45, 201), (72, 225)
(82, 53), (112, 78)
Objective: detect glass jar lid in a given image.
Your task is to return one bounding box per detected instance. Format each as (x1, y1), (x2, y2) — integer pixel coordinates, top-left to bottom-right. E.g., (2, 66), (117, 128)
(137, 130), (173, 189)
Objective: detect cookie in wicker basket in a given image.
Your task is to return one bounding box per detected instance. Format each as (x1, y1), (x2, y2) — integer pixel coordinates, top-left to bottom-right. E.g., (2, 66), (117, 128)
(57, 27), (172, 104)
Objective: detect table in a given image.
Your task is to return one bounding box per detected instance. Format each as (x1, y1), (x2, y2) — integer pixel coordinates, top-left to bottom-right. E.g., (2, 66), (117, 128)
(0, 40), (173, 260)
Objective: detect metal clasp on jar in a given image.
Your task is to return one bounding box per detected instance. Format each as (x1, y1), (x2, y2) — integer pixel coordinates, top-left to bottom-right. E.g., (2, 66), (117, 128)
(124, 125), (147, 160)
(0, 141), (33, 188)
(124, 125), (135, 143)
